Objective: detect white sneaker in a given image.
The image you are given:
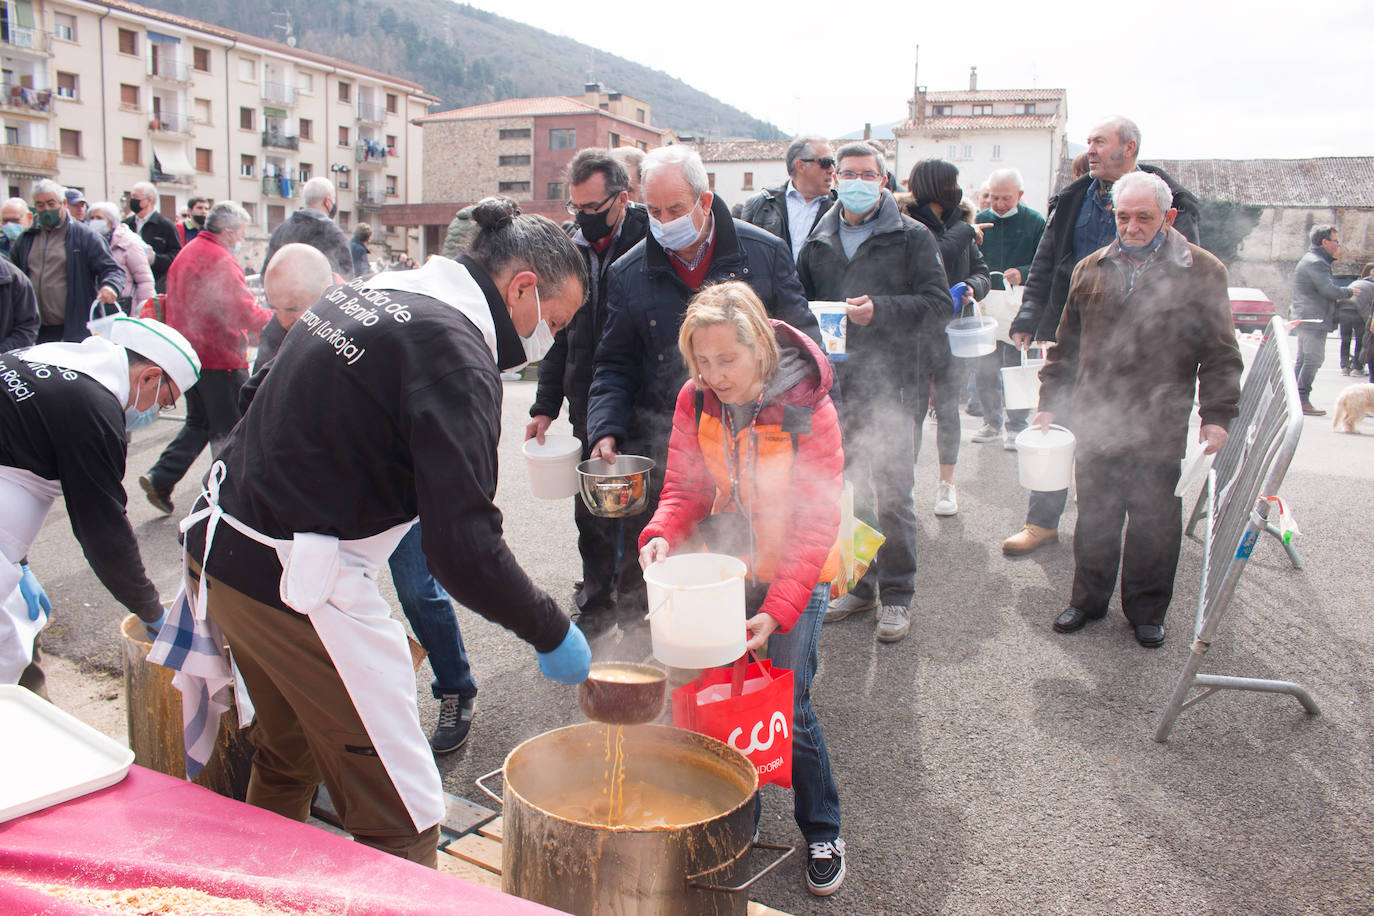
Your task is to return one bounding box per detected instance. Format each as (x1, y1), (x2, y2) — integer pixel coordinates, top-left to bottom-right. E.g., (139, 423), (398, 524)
(1003, 429), (1020, 451)
(934, 481), (958, 516)
(970, 423), (1000, 443)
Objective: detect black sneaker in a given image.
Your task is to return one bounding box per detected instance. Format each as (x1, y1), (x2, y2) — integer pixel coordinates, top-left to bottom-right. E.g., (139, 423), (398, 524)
(806, 839), (846, 896)
(139, 475), (174, 515)
(430, 694), (474, 755)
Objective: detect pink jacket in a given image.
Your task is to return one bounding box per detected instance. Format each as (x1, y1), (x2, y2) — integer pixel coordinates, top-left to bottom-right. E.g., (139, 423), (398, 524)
(108, 223), (155, 308)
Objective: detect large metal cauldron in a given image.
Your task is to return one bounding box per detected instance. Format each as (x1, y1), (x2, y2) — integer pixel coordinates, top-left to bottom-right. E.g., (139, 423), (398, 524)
(477, 723), (792, 915)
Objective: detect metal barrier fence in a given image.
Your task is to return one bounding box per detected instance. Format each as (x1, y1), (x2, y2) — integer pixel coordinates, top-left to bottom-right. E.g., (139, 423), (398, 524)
(1155, 317), (1320, 742)
(1184, 327), (1303, 569)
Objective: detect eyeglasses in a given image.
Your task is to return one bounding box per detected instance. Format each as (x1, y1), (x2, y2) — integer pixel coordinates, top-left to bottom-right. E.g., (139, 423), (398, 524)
(837, 170), (883, 182)
(565, 190), (619, 217)
(798, 157), (836, 170)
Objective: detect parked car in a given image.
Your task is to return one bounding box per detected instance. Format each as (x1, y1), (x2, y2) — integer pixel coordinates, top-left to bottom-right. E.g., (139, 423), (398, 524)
(1229, 287), (1275, 332)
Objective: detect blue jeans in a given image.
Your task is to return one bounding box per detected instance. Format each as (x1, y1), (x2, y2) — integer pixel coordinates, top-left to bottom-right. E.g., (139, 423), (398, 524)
(766, 583), (842, 843)
(388, 524), (477, 701)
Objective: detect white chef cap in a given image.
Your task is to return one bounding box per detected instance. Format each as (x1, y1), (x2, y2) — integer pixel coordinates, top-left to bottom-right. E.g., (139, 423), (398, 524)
(108, 316), (201, 393)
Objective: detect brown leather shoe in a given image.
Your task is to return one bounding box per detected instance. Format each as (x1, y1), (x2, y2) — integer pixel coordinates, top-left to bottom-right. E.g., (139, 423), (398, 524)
(1301, 402), (1326, 417)
(1002, 524), (1059, 556)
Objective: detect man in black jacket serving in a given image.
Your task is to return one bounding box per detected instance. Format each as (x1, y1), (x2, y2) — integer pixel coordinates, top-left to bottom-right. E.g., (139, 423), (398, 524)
(183, 199), (591, 867)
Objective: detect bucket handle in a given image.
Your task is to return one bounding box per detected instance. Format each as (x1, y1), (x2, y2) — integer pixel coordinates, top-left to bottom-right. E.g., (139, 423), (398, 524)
(686, 840), (795, 894)
(643, 595), (671, 622)
(474, 768), (504, 807)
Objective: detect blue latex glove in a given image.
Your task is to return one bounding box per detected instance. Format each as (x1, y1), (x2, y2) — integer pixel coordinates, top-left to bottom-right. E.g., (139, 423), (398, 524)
(143, 607), (168, 642)
(950, 282), (971, 312)
(537, 622), (591, 684)
(18, 564), (51, 622)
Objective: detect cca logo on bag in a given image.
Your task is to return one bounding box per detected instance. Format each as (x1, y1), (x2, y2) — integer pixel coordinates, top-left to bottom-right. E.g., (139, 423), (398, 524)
(728, 711), (789, 756)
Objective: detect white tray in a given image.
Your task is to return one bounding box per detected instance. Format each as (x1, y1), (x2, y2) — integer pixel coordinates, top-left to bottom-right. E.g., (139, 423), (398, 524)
(0, 684), (134, 823)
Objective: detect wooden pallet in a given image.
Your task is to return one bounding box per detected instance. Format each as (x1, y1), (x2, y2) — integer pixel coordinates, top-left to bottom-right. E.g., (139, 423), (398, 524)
(436, 817), (792, 916)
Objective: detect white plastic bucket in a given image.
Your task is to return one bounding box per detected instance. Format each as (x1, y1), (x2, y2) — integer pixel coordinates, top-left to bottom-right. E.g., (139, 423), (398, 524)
(946, 301), (998, 358)
(1014, 425), (1076, 490)
(87, 300), (119, 339)
(522, 435), (582, 499)
(644, 553), (747, 669)
(1000, 349), (1046, 411)
(808, 301), (848, 360)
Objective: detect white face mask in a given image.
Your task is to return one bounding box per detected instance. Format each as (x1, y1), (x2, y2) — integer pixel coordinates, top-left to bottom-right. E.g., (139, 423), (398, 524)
(520, 285), (556, 363)
(89, 218), (111, 237)
(649, 200), (703, 251)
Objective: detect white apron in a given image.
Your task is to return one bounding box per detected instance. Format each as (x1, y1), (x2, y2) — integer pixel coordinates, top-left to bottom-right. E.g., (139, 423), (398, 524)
(180, 462), (444, 832)
(0, 467), (64, 683)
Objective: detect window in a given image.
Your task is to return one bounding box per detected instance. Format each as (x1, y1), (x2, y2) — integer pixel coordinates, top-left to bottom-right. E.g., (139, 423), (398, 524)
(54, 13), (76, 41)
(385, 93), (397, 113)
(961, 144), (974, 160)
(194, 97), (211, 124)
(636, 108), (646, 123)
(338, 210), (351, 230)
(971, 104), (992, 116)
(498, 154), (530, 166)
(598, 102), (608, 111)
(293, 118), (310, 142)
(548, 128), (575, 150)
(267, 204), (285, 231)
(608, 131), (620, 148)
(338, 125), (349, 147)
(55, 72), (76, 99)
(121, 137), (141, 165)
(117, 28), (137, 56)
(120, 83), (140, 109)
(385, 134), (396, 149)
(4, 126), (16, 145)
(59, 128), (81, 157)
(192, 47), (210, 72)
(991, 144), (1003, 161)
(499, 127), (531, 140)
(637, 140), (647, 151)
(240, 154), (255, 177)
(296, 72), (314, 94)
(385, 175), (397, 196)
(337, 81), (351, 103)
(336, 170), (348, 189)
(932, 104), (953, 116)
(239, 107), (254, 130)
(546, 181), (563, 201)
(298, 163), (312, 182)
(242, 201), (257, 224)
(742, 171), (753, 190)
(238, 57), (255, 81)
(947, 144), (958, 160)
(195, 148), (212, 172)
(707, 172), (716, 191)
(497, 181), (529, 193)
(1014, 103), (1036, 115)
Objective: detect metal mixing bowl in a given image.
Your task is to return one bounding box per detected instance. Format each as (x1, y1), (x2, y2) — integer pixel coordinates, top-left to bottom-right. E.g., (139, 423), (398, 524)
(577, 455), (655, 517)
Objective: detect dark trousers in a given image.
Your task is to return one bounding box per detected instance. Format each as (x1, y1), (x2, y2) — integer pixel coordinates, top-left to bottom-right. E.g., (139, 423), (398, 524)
(1070, 454), (1182, 627)
(1293, 326), (1327, 403)
(1026, 397), (1072, 530)
(147, 368), (247, 493)
(1338, 317), (1364, 371)
(971, 341), (1030, 434)
(613, 439), (667, 617)
(570, 404), (620, 614)
(912, 356), (962, 466)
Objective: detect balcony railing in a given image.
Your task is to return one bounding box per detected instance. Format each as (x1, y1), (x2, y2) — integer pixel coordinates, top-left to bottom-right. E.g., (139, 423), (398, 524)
(356, 101), (385, 124)
(262, 175), (299, 198)
(262, 130), (299, 150)
(150, 166), (192, 185)
(355, 140), (388, 164)
(2, 26), (50, 53)
(151, 111), (191, 134)
(2, 83), (52, 113)
(262, 81), (296, 105)
(356, 183), (386, 205)
(0, 143), (57, 173)
(149, 59), (190, 83)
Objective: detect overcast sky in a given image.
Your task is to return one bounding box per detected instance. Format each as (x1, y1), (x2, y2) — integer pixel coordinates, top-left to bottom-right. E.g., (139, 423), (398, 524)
(459, 0), (1373, 159)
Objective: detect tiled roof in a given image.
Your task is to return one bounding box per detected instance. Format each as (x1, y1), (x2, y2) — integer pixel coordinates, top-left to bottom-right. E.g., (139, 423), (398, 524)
(689, 138), (896, 163)
(416, 96), (603, 122)
(1148, 158), (1374, 208)
(894, 114), (1060, 133)
(921, 88), (1066, 102)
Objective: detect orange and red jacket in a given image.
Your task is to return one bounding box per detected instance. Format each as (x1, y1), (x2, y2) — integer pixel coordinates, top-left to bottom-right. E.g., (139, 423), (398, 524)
(640, 320), (842, 632)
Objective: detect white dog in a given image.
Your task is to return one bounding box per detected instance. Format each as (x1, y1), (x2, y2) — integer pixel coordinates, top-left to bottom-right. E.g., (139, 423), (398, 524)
(1331, 383), (1374, 433)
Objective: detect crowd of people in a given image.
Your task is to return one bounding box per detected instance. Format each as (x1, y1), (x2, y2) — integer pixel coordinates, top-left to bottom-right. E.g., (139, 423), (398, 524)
(3, 112), (1304, 898)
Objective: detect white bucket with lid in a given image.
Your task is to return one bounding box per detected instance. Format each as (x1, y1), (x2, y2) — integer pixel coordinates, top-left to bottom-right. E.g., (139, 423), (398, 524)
(808, 301), (848, 361)
(946, 301), (998, 358)
(522, 435), (582, 499)
(1000, 348), (1046, 411)
(1014, 425), (1076, 490)
(644, 553), (747, 669)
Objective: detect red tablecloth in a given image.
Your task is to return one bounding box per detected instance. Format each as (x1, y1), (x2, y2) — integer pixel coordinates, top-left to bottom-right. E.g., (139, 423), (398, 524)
(0, 765), (560, 915)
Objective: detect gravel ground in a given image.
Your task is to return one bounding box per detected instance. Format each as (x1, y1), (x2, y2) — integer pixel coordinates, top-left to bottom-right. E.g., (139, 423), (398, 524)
(23, 334), (1374, 916)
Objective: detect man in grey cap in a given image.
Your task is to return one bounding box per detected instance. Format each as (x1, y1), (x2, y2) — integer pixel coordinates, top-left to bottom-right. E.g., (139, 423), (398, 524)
(64, 189), (89, 223)
(0, 316), (200, 694)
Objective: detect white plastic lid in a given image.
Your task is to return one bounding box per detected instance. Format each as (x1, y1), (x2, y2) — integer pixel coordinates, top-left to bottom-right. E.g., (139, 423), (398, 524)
(1015, 425), (1076, 449)
(522, 434), (581, 460)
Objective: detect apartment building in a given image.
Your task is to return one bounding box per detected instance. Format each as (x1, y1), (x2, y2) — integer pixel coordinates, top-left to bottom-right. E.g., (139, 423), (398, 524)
(0, 0), (437, 264)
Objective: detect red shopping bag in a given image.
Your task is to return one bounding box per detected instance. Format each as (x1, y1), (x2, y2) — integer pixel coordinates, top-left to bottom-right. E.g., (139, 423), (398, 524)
(672, 654), (794, 789)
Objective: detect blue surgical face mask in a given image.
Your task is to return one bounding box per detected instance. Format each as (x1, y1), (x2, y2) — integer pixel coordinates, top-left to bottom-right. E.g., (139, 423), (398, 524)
(3, 222), (25, 242)
(649, 199), (703, 251)
(125, 377), (162, 433)
(837, 178), (881, 216)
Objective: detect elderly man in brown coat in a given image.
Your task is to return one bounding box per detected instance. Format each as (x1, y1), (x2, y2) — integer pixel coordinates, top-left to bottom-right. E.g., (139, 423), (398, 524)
(1034, 171), (1242, 648)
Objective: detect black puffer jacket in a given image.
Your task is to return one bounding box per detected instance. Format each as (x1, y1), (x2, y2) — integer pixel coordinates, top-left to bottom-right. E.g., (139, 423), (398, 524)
(262, 209), (354, 280)
(1011, 164), (1199, 342)
(532, 205), (649, 424)
(796, 190), (950, 393)
(587, 194), (821, 451)
(738, 183), (835, 251)
(901, 196), (991, 371)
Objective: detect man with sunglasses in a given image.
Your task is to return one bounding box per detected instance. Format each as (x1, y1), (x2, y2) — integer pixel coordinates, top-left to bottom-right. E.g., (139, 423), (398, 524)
(0, 316), (200, 694)
(527, 149), (648, 634)
(740, 137), (837, 262)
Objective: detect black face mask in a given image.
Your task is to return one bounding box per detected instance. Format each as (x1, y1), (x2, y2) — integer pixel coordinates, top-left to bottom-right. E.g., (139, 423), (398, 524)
(574, 203), (618, 243)
(128, 197), (145, 215)
(329, 203), (338, 219)
(191, 214), (206, 227)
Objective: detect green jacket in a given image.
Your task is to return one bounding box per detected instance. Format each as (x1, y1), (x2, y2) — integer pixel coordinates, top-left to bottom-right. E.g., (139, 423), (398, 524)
(975, 205), (1046, 285)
